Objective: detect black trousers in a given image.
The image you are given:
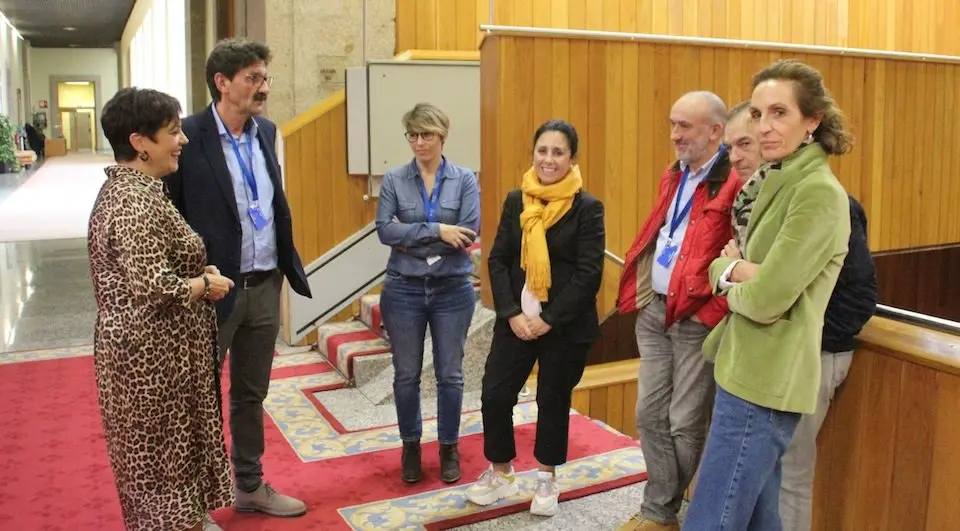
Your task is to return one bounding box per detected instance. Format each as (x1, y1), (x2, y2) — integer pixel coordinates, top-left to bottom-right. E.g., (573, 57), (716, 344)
(481, 320), (591, 467)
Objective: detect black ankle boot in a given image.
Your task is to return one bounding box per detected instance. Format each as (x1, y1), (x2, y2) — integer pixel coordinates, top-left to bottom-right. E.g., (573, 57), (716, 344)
(401, 441), (421, 483)
(440, 443), (461, 483)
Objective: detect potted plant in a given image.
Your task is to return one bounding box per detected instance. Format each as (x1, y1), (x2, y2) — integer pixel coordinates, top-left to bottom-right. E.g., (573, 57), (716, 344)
(0, 114), (21, 174)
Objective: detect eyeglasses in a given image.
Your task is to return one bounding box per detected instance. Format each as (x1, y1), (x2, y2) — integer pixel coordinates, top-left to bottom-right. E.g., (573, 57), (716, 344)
(246, 73), (274, 88)
(405, 131), (436, 142)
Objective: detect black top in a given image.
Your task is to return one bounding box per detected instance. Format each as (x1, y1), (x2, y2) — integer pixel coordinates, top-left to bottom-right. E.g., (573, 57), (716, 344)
(821, 195), (877, 353)
(487, 188), (605, 343)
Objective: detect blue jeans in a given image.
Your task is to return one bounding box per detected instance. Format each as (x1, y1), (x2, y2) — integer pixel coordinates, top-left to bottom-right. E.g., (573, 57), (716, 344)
(682, 386), (801, 531)
(380, 272), (475, 445)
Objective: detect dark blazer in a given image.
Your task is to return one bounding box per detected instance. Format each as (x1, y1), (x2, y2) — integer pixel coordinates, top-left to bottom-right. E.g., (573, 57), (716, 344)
(487, 188), (605, 343)
(821, 195), (877, 353)
(163, 108), (311, 322)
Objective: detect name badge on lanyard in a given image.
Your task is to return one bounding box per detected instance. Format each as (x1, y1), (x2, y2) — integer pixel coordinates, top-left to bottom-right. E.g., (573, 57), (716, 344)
(420, 158), (446, 223)
(229, 132), (268, 231)
(657, 165), (695, 268)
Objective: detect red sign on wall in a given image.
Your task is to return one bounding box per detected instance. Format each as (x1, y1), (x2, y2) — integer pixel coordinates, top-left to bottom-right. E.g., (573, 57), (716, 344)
(38, 100), (48, 108)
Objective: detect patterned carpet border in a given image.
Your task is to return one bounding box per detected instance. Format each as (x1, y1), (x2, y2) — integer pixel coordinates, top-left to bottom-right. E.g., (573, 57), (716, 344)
(337, 445), (647, 530)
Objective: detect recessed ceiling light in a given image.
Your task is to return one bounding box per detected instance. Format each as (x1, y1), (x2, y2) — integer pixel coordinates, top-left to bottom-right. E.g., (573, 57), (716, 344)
(63, 26), (76, 31)
(68, 44), (79, 47)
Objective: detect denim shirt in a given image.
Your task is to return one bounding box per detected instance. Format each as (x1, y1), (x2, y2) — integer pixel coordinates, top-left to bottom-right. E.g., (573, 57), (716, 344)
(375, 157), (480, 278)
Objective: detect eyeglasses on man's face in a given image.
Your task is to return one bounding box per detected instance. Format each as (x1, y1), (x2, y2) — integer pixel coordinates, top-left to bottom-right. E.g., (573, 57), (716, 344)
(405, 131), (436, 142)
(246, 73), (274, 88)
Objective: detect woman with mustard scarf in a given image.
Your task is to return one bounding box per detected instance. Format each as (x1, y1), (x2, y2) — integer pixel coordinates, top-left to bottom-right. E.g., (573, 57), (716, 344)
(465, 120), (605, 517)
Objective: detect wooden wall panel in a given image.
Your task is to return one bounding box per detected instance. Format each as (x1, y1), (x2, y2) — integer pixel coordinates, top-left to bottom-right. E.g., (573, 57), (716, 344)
(874, 245), (960, 322)
(397, 0), (960, 57)
(480, 34), (960, 311)
(811, 317), (960, 531)
(280, 94), (377, 343)
(563, 359), (641, 438)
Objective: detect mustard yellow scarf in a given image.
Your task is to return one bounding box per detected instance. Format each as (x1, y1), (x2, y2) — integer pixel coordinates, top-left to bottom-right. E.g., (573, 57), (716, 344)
(519, 164), (584, 302)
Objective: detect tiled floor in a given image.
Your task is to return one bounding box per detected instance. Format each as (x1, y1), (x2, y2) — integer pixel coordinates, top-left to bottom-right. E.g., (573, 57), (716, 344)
(0, 238), (96, 353)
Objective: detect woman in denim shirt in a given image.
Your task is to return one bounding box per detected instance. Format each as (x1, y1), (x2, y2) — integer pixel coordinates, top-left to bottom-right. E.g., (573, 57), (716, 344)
(375, 103), (480, 485)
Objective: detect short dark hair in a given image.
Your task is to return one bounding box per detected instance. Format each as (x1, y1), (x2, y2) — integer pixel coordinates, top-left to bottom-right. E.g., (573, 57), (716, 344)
(533, 119), (579, 158)
(101, 87), (181, 162)
(205, 38), (272, 102)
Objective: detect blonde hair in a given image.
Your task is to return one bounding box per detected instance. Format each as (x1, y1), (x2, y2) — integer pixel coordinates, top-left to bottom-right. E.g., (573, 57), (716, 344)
(402, 102), (450, 139)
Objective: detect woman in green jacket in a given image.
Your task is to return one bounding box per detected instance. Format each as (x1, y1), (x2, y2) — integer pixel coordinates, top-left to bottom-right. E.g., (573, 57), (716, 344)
(682, 59), (852, 530)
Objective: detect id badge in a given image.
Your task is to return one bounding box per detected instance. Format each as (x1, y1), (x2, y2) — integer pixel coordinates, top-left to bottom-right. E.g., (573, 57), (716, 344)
(248, 204), (268, 231)
(656, 243), (678, 268)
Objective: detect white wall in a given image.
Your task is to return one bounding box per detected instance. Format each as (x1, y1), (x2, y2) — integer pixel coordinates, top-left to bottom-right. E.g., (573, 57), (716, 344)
(120, 0), (189, 113)
(0, 17), (26, 126)
(28, 48), (119, 150)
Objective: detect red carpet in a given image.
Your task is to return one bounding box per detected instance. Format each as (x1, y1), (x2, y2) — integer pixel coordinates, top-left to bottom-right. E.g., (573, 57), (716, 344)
(0, 354), (645, 530)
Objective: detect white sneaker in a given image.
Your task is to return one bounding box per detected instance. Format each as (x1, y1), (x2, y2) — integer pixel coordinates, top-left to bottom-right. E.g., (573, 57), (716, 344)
(529, 471), (559, 517)
(465, 465), (519, 506)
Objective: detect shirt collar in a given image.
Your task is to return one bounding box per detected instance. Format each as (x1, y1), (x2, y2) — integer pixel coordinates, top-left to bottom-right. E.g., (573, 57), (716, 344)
(210, 104), (258, 140)
(405, 155), (448, 180)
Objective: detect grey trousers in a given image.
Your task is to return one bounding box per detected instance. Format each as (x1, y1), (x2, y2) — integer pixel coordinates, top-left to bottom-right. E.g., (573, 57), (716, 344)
(779, 350), (854, 531)
(217, 270), (282, 493)
(634, 297), (715, 524)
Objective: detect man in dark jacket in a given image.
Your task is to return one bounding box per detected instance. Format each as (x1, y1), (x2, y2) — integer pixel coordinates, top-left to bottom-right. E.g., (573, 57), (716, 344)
(723, 101), (877, 531)
(163, 38), (312, 528)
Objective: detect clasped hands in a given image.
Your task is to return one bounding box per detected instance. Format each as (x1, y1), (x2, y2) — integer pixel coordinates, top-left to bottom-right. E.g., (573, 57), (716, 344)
(508, 314), (552, 341)
(202, 265), (234, 301)
(391, 216), (475, 252)
(719, 239), (759, 283)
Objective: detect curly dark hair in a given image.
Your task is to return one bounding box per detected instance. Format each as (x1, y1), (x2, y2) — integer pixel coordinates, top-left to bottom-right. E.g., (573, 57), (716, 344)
(205, 38), (272, 102)
(752, 59), (854, 156)
(101, 87), (181, 162)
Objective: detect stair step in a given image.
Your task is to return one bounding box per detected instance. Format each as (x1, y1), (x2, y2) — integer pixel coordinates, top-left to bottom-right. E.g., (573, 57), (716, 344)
(316, 320), (391, 380)
(359, 294), (385, 338)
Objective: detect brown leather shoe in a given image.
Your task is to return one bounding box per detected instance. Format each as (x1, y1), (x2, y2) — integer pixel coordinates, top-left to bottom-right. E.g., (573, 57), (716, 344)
(235, 483), (306, 517)
(616, 513), (680, 531)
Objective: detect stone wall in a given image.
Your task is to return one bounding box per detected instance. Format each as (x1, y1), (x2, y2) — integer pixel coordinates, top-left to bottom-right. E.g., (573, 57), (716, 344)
(242, 0), (396, 125)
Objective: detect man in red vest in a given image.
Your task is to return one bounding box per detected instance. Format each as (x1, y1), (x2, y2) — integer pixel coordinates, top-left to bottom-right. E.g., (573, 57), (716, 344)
(617, 91), (744, 531)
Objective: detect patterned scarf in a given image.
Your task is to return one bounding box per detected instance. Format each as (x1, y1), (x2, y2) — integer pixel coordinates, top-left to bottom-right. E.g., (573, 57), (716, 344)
(519, 165), (584, 302)
(731, 138), (815, 251)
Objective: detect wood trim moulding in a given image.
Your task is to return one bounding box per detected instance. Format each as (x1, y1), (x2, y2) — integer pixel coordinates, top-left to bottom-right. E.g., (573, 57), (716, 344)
(477, 24), (960, 66)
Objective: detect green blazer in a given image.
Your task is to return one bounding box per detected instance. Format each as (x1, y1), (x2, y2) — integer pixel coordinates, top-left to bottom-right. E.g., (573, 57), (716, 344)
(704, 143), (850, 414)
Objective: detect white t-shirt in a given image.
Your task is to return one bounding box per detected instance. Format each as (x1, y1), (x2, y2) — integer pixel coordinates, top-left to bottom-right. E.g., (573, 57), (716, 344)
(521, 283), (542, 317)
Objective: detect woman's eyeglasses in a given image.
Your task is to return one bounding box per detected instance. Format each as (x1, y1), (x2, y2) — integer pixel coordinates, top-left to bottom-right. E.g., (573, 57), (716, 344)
(405, 131), (436, 142)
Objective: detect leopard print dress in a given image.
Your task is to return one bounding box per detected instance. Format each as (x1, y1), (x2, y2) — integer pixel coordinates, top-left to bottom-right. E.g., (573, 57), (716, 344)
(87, 165), (234, 530)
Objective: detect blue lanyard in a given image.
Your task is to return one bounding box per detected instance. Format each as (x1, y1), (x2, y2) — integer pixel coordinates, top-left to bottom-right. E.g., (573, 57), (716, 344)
(227, 131), (258, 203)
(668, 166), (695, 239)
(669, 145), (726, 238)
(418, 157), (446, 223)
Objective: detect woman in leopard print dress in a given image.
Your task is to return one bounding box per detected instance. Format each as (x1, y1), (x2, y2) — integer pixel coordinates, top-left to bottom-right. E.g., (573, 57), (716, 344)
(88, 88), (236, 531)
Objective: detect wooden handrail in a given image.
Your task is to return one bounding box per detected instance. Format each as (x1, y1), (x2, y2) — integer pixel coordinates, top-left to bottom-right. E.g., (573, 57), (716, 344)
(279, 90), (345, 138)
(859, 316), (960, 376)
(478, 24), (960, 66)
